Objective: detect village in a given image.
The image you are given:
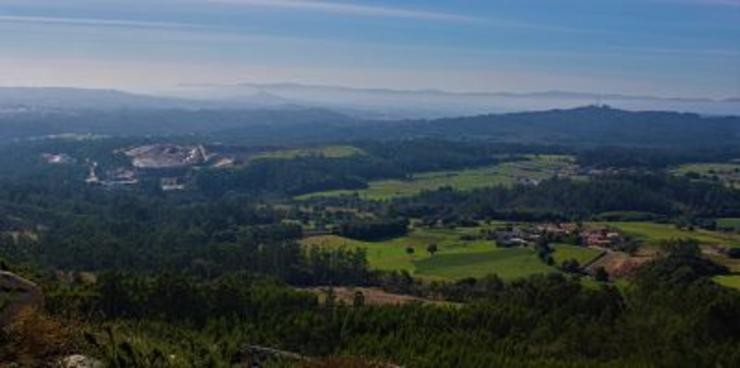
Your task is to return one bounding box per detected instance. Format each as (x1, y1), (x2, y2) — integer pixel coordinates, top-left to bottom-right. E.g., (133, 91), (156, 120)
(490, 222), (625, 249)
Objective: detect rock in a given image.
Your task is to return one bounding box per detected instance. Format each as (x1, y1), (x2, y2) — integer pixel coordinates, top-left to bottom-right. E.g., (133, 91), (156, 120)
(57, 355), (103, 368)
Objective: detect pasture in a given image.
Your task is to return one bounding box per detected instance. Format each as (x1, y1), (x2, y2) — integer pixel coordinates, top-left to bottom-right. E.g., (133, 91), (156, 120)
(714, 275), (740, 290)
(551, 244), (604, 267)
(596, 222), (740, 248)
(414, 248), (554, 280)
(301, 227), (557, 280)
(717, 218), (740, 232)
(298, 154), (577, 200)
(673, 162), (740, 189)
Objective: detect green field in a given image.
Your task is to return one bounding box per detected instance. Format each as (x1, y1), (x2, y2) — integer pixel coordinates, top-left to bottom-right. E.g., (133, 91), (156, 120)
(717, 218), (740, 232)
(673, 162), (740, 188)
(551, 244), (604, 267)
(252, 145), (364, 161)
(595, 222), (740, 248)
(714, 275), (740, 290)
(674, 162), (740, 175)
(414, 248), (553, 280)
(301, 227), (557, 280)
(298, 155), (577, 200)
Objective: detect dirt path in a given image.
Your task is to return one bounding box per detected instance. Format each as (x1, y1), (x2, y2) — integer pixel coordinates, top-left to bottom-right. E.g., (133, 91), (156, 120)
(301, 287), (448, 306)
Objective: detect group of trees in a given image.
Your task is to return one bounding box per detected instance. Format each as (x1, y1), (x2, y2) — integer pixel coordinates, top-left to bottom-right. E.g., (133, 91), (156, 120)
(338, 218), (409, 241)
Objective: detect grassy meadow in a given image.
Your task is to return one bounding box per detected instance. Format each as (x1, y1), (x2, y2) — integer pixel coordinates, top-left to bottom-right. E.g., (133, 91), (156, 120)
(298, 154), (577, 200)
(595, 222), (740, 248)
(301, 227), (557, 280)
(303, 220), (740, 286)
(714, 275), (740, 290)
(551, 244), (604, 267)
(673, 162), (740, 189)
(717, 218), (740, 232)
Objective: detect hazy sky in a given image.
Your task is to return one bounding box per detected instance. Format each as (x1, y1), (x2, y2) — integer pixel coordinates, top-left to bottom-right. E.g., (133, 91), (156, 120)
(0, 0), (739, 97)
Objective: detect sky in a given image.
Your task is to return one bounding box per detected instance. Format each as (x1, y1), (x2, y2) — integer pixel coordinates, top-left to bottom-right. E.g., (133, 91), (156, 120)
(0, 0), (738, 98)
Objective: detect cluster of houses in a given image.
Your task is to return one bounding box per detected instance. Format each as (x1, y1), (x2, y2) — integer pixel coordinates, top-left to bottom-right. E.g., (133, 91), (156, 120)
(492, 223), (623, 249)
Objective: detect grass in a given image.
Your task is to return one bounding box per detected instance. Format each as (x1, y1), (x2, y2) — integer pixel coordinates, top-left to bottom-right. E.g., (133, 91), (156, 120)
(414, 248), (555, 280)
(673, 162), (740, 175)
(301, 226), (557, 280)
(717, 218), (740, 232)
(714, 275), (740, 290)
(298, 155), (577, 200)
(594, 222), (740, 248)
(551, 244), (604, 267)
(673, 162), (740, 189)
(252, 145), (364, 161)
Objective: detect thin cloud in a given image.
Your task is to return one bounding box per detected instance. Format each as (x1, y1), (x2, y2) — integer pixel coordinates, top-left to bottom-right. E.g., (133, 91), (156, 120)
(205, 0), (596, 32)
(0, 15), (208, 30)
(207, 0), (480, 22)
(695, 0), (740, 6)
(666, 0), (740, 6)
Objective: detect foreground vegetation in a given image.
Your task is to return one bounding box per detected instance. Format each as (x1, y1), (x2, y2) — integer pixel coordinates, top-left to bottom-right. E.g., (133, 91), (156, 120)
(3, 241), (739, 367)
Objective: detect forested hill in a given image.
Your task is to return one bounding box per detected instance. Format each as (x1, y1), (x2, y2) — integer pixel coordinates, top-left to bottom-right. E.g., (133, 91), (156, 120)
(1, 105), (739, 148)
(387, 106), (740, 147)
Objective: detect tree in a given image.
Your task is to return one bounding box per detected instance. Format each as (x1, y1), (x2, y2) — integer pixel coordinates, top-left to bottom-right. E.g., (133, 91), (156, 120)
(594, 267), (609, 282)
(426, 244), (438, 256)
(406, 247), (415, 256)
(561, 259), (581, 273)
(353, 290), (365, 307)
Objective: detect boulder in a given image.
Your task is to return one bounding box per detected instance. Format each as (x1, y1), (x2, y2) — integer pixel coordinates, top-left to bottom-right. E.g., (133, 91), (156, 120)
(57, 355), (103, 368)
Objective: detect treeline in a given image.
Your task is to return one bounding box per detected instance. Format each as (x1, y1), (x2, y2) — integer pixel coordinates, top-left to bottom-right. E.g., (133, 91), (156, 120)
(338, 218), (409, 241)
(391, 173), (740, 224)
(576, 146), (740, 169)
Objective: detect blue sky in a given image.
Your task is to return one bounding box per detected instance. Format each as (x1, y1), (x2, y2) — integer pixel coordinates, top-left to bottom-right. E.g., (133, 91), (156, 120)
(0, 0), (738, 97)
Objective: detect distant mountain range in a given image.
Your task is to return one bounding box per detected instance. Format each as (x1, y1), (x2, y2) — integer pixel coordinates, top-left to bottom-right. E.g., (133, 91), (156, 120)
(1, 85), (739, 119)
(0, 87), (296, 112)
(174, 82), (740, 118)
(219, 82), (730, 102)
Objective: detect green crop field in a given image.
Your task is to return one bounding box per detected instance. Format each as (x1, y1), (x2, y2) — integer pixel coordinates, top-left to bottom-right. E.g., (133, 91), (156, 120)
(673, 162), (740, 189)
(298, 155), (577, 200)
(301, 227), (557, 280)
(414, 248), (555, 280)
(594, 222), (740, 248)
(717, 218), (740, 231)
(714, 275), (740, 290)
(252, 145), (364, 161)
(551, 244), (604, 267)
(674, 162), (740, 175)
